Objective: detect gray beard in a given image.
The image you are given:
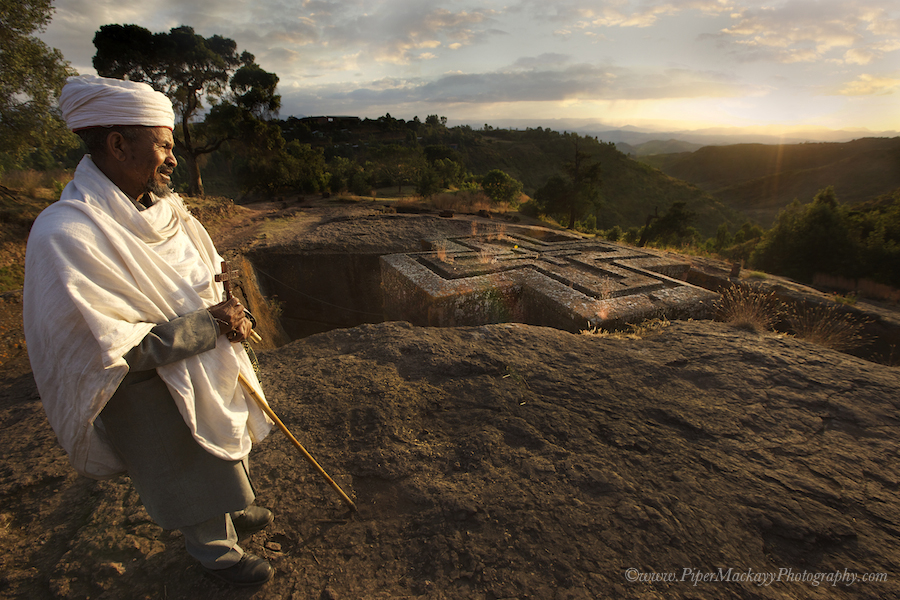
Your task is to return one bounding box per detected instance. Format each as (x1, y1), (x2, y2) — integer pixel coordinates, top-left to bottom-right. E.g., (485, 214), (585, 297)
(146, 174), (174, 198)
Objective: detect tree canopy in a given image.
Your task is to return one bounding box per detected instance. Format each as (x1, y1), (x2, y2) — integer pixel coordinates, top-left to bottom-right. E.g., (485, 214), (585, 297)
(0, 0), (77, 170)
(92, 24), (280, 196)
(534, 135), (602, 228)
(481, 169), (523, 205)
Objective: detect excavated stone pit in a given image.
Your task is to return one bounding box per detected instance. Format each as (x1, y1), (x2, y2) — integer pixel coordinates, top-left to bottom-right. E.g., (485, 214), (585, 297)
(249, 251), (386, 340)
(246, 219), (718, 342)
(238, 209), (898, 370)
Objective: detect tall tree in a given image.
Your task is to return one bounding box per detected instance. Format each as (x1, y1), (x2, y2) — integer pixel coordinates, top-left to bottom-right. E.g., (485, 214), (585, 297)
(370, 144), (425, 193)
(92, 24), (279, 196)
(0, 0), (77, 169)
(638, 201), (696, 247)
(535, 135), (602, 228)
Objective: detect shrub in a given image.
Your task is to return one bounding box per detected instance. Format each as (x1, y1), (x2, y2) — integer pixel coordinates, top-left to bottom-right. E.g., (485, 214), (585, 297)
(786, 303), (868, 352)
(623, 226), (641, 245)
(714, 284), (783, 333)
(518, 199), (540, 218)
(575, 213), (597, 234)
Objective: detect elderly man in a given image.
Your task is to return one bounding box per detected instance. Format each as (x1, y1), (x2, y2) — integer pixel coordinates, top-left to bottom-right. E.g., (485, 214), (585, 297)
(24, 75), (275, 586)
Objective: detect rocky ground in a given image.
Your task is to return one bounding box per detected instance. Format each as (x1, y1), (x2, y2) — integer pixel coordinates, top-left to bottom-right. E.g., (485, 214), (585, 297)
(1, 197), (899, 599)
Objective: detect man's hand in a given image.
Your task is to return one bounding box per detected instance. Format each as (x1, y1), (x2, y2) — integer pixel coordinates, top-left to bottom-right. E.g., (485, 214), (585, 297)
(208, 298), (252, 344)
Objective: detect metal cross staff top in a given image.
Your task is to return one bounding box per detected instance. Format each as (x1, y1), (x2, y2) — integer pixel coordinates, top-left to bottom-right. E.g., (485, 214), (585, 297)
(215, 260), (262, 344)
(215, 260), (240, 301)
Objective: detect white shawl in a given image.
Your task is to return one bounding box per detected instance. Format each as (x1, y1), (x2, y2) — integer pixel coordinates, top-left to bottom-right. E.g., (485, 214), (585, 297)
(24, 156), (273, 479)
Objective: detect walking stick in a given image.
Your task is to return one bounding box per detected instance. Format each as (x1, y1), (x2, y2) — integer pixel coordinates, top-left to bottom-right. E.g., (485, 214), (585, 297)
(218, 261), (356, 511)
(238, 372), (358, 513)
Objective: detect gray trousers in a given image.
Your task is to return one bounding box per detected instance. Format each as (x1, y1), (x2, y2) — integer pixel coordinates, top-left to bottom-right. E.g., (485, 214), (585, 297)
(98, 309), (256, 566)
(181, 512), (244, 568)
(99, 370), (255, 567)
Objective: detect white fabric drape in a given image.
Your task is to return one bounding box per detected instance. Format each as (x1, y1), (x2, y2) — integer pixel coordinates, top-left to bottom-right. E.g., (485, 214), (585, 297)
(24, 156), (272, 479)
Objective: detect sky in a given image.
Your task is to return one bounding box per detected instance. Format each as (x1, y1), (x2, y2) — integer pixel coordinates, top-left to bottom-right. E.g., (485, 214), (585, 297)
(38, 0), (900, 136)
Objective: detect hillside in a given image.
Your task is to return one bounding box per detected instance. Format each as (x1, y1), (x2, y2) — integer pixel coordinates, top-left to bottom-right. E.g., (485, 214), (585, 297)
(275, 119), (744, 237)
(640, 137), (900, 224)
(454, 128), (741, 236)
(615, 139), (706, 157)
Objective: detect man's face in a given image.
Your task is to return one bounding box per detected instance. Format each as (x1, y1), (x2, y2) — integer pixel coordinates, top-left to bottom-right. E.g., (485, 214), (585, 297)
(127, 127), (177, 198)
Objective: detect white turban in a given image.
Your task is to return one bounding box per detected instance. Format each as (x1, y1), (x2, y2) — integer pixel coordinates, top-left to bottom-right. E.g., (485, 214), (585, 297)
(59, 75), (175, 131)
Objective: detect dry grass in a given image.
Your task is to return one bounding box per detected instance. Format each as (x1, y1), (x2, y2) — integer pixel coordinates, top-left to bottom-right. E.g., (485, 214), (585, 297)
(714, 284), (783, 333)
(395, 197), (422, 211)
(787, 303), (869, 353)
(715, 284), (870, 353)
(1, 169), (72, 200)
(396, 190), (512, 216)
(429, 190), (497, 214)
(580, 318), (671, 339)
(434, 240), (454, 264)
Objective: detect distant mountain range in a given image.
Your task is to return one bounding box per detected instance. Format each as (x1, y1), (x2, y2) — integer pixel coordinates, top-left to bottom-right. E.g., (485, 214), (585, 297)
(452, 117), (898, 149)
(638, 137), (900, 225)
(614, 139), (707, 157)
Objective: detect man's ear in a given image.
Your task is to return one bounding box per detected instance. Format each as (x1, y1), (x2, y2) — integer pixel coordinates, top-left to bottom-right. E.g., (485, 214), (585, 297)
(105, 131), (130, 162)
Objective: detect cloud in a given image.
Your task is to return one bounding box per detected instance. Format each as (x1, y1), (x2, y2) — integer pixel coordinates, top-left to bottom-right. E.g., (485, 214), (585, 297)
(843, 37), (900, 65)
(510, 53), (572, 70)
(836, 73), (900, 95)
(308, 2), (501, 65)
(519, 0), (732, 29)
(49, 0), (504, 72)
(713, 0), (900, 64)
(281, 55), (754, 115)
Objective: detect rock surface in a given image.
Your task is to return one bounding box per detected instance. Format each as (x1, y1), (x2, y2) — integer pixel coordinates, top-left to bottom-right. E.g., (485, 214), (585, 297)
(2, 319), (899, 599)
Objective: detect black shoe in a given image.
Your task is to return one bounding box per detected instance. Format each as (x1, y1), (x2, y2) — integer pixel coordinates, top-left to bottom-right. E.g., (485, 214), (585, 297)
(233, 506), (274, 540)
(203, 553), (274, 586)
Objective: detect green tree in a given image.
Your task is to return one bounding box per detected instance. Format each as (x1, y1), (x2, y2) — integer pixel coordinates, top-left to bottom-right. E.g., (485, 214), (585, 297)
(750, 187), (857, 282)
(534, 135), (602, 229)
(733, 221), (764, 244)
(433, 158), (463, 189)
(0, 0), (77, 170)
(236, 132), (326, 196)
(92, 24), (279, 196)
(639, 201), (697, 247)
(416, 166), (441, 199)
(534, 175), (573, 224)
(481, 169), (523, 205)
(370, 144), (424, 193)
(713, 223), (732, 251)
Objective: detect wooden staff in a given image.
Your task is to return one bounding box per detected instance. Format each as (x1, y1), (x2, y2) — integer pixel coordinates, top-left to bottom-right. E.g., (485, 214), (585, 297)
(238, 372), (358, 513)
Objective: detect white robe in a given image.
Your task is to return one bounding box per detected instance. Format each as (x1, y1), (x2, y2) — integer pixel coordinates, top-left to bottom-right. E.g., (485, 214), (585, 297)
(24, 156), (273, 479)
